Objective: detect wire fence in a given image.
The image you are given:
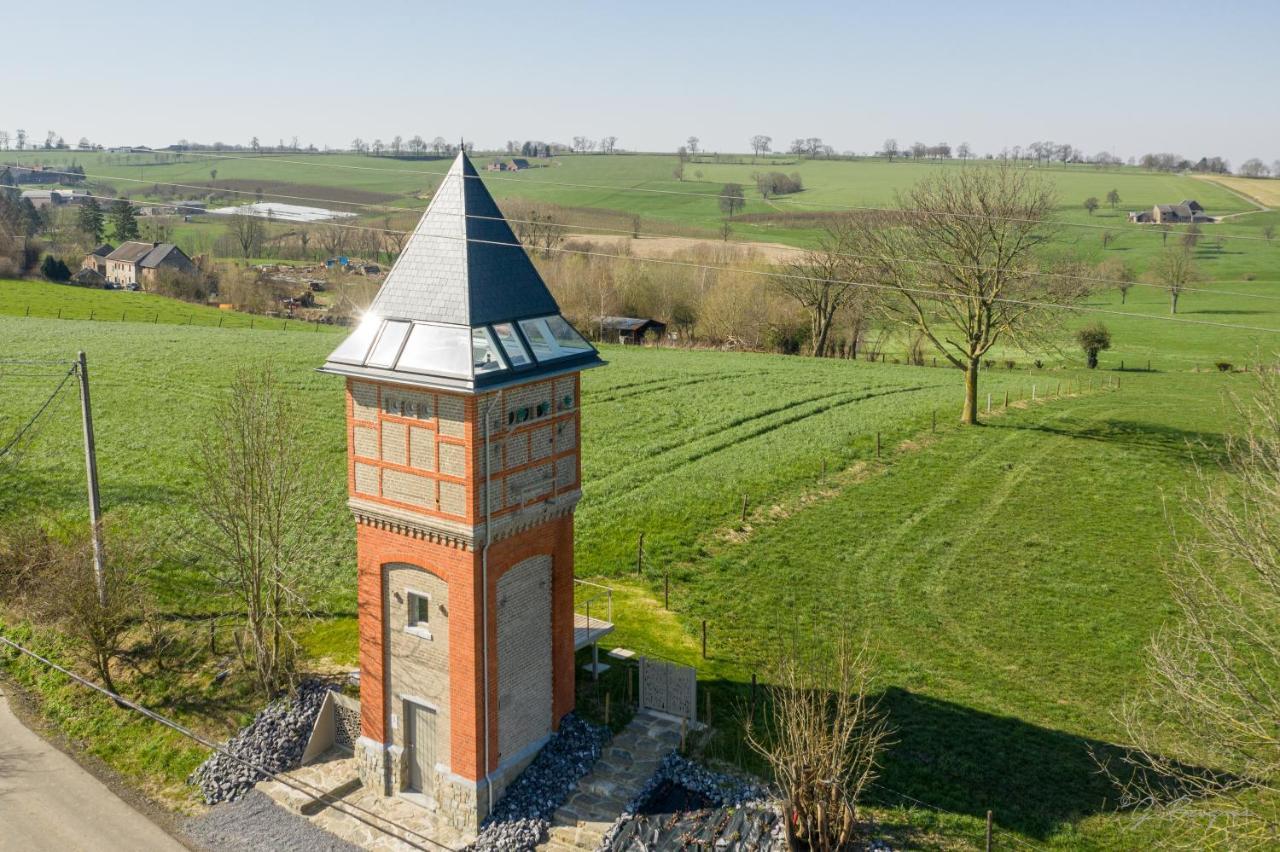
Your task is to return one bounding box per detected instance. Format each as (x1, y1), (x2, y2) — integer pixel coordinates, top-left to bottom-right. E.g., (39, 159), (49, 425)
(4, 302), (346, 332)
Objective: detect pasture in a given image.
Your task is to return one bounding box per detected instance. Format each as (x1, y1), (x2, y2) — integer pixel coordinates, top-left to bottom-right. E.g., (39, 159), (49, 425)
(0, 288), (1265, 846)
(4, 151), (1280, 846)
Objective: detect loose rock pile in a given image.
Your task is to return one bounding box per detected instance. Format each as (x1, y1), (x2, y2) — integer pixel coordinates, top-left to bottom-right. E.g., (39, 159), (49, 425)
(190, 680), (337, 804)
(600, 753), (782, 851)
(466, 714), (610, 852)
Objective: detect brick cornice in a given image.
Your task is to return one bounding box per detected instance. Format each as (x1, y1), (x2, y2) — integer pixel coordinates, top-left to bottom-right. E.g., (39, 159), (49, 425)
(349, 491), (581, 550)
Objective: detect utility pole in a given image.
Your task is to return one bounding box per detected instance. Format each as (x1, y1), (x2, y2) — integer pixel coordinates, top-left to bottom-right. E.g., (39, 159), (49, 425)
(77, 351), (106, 606)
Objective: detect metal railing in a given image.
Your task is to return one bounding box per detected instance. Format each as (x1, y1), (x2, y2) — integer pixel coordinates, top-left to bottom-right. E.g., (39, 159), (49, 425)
(574, 578), (614, 642)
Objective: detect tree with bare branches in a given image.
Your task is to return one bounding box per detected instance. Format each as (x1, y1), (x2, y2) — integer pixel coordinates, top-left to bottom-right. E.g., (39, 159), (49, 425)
(774, 220), (873, 357)
(747, 637), (892, 852)
(227, 211), (266, 261)
(190, 366), (319, 697)
(849, 162), (1077, 423)
(1102, 368), (1280, 849)
(1148, 245), (1199, 314)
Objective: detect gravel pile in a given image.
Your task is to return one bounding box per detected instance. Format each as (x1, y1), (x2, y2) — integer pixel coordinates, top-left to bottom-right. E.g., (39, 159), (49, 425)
(190, 680), (337, 804)
(600, 753), (781, 851)
(466, 714), (610, 852)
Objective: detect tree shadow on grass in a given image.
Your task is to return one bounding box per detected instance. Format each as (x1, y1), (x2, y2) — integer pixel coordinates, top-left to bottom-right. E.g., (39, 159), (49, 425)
(996, 417), (1227, 465)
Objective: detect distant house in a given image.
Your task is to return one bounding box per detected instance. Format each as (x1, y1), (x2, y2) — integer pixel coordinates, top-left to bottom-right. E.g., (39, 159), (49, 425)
(104, 241), (196, 287)
(20, 189), (90, 208)
(487, 160), (508, 171)
(487, 158), (531, 172)
(598, 315), (667, 345)
(1129, 199), (1211, 224)
(71, 267), (107, 288)
(509, 158), (530, 170)
(82, 243), (115, 276)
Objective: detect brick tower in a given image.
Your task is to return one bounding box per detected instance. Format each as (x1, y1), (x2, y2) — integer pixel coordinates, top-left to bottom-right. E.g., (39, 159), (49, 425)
(321, 151), (603, 831)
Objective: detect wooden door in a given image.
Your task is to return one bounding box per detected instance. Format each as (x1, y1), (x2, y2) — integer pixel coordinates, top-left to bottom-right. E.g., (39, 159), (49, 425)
(404, 701), (436, 793)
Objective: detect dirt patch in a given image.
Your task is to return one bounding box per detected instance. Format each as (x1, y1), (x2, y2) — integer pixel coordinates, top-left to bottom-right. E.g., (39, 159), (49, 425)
(563, 233), (803, 263)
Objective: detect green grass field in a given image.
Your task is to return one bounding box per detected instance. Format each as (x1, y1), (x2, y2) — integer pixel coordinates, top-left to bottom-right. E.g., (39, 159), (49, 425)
(4, 150), (1280, 846)
(0, 288), (1265, 846)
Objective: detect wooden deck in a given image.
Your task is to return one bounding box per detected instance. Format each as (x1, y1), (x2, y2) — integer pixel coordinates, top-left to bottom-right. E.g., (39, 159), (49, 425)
(573, 612), (614, 651)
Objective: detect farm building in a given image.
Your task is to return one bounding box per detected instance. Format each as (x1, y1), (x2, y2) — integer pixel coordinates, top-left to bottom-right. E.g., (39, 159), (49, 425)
(1128, 199), (1212, 224)
(70, 267), (106, 288)
(320, 150), (604, 833)
(486, 158), (531, 172)
(19, 189), (88, 208)
(81, 244), (114, 276)
(598, 315), (667, 344)
(104, 241), (196, 287)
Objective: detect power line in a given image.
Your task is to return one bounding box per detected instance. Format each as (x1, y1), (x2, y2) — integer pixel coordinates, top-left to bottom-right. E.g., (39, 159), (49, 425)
(115, 148), (1278, 241)
(0, 633), (455, 851)
(0, 364), (75, 458)
(50, 190), (1280, 336)
(24, 163), (1280, 303)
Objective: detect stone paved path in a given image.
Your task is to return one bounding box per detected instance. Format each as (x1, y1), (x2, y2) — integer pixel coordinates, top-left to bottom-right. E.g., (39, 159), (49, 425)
(537, 710), (684, 852)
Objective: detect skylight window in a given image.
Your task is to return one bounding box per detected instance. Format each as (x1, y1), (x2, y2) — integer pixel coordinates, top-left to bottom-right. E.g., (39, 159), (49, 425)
(327, 315), (381, 364)
(396, 323), (472, 378)
(472, 327), (505, 374)
(491, 323), (531, 367)
(517, 316), (594, 362)
(365, 320), (411, 368)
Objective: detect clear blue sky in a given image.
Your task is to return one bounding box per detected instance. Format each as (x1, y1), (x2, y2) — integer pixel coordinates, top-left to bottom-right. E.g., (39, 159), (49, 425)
(10, 0), (1279, 165)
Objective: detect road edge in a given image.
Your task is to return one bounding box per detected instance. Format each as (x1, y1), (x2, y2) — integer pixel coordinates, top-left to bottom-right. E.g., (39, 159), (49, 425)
(0, 671), (203, 851)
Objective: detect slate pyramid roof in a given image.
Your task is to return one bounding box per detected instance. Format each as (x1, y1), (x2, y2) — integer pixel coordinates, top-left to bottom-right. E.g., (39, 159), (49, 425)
(366, 151), (560, 325)
(321, 151), (602, 393)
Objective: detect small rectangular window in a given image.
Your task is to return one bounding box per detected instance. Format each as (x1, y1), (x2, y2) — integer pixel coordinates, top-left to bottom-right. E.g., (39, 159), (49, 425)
(407, 592), (430, 630)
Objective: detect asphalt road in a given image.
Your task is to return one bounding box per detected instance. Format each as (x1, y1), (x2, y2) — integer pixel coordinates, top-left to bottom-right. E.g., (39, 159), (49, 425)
(0, 685), (186, 852)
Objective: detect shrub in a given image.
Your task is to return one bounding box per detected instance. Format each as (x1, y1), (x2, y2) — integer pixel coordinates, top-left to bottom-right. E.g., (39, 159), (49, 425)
(1215, 361), (1233, 372)
(1004, 359), (1017, 370)
(1034, 359), (1044, 370)
(1076, 324), (1112, 369)
(39, 254), (71, 283)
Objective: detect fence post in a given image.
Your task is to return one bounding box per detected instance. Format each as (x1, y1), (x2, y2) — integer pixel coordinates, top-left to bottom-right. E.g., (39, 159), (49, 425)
(1032, 384), (1036, 402)
(1004, 390), (1009, 409)
(57, 308), (62, 319)
(121, 311), (126, 322)
(741, 494), (748, 523)
(636, 532), (644, 575)
(701, 620), (707, 659)
(876, 432), (881, 458)
(664, 572), (669, 610)
(987, 393), (992, 414)
(820, 458), (827, 478)
(24, 305), (29, 317)
(985, 810), (993, 852)
(932, 409), (937, 432)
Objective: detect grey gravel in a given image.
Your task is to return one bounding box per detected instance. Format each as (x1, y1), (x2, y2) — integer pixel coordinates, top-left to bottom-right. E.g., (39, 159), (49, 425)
(183, 789), (360, 852)
(465, 714), (610, 852)
(189, 680), (337, 804)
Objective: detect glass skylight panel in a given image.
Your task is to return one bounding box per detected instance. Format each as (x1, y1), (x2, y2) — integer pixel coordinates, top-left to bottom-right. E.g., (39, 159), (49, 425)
(472, 327), (506, 374)
(518, 318), (556, 361)
(491, 323), (531, 366)
(544, 315), (593, 353)
(327, 314), (381, 364)
(365, 320), (411, 368)
(396, 323), (471, 377)
(518, 316), (594, 362)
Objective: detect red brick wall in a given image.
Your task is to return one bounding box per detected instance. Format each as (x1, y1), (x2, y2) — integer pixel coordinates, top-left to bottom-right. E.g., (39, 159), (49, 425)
(355, 515), (575, 781)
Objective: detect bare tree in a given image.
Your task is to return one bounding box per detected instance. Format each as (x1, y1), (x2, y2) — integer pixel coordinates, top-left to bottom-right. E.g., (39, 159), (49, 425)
(686, 136), (700, 155)
(1239, 158), (1270, 178)
(190, 365), (318, 697)
(750, 135), (772, 159)
(1098, 257), (1134, 304)
(1148, 245), (1199, 314)
(227, 211), (266, 261)
(746, 636), (892, 852)
(882, 138), (899, 161)
(673, 146), (688, 181)
(775, 220), (871, 357)
(851, 162), (1074, 423)
(1084, 196), (1100, 216)
(1102, 369), (1280, 849)
(600, 136), (618, 154)
(1106, 188), (1121, 209)
(957, 142), (971, 161)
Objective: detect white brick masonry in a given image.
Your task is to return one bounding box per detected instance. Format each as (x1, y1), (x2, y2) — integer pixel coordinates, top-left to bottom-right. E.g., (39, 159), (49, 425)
(409, 426), (436, 471)
(355, 462), (380, 496)
(382, 421), (408, 466)
(496, 555), (552, 763)
(351, 381), (379, 421)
